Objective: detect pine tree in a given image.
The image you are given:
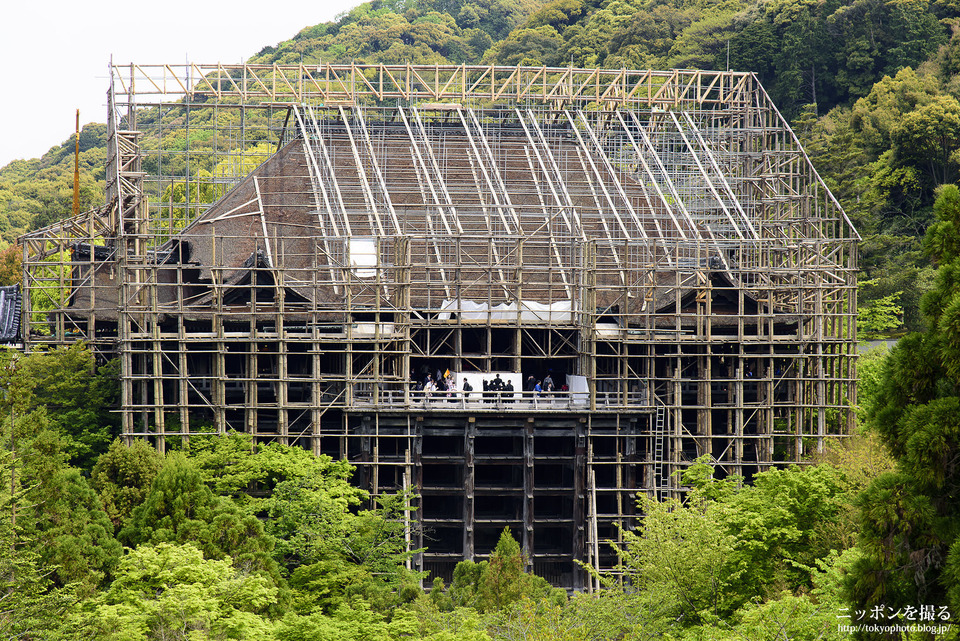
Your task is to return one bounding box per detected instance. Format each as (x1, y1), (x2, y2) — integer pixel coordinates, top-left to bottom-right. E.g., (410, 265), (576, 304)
(91, 438), (164, 530)
(120, 452), (282, 590)
(848, 184), (960, 620)
(478, 527), (526, 612)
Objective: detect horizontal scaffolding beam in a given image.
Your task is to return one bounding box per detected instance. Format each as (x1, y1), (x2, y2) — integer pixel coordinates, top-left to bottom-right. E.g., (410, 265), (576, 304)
(111, 63), (758, 109)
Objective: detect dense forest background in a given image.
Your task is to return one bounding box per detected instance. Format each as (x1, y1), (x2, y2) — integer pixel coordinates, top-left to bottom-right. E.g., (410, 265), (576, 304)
(4, 0), (960, 638)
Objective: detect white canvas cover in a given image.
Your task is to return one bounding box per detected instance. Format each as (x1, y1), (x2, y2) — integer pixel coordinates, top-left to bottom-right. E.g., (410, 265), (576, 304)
(437, 299), (575, 322)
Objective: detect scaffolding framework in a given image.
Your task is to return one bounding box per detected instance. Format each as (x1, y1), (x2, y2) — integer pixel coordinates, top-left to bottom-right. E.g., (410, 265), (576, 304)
(21, 63), (858, 590)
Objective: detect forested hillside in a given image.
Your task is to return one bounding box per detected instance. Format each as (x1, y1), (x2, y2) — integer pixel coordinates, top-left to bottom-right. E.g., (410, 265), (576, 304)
(6, 0), (960, 638)
(0, 123), (106, 245)
(251, 0), (945, 119)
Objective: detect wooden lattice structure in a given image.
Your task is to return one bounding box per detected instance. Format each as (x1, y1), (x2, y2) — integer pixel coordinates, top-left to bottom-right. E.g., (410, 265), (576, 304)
(21, 63), (859, 589)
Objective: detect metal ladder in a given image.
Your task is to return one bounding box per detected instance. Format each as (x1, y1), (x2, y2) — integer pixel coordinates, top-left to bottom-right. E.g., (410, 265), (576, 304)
(653, 400), (668, 500)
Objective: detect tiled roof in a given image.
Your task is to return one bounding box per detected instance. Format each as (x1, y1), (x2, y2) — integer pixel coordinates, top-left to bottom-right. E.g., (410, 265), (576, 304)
(0, 285), (21, 343)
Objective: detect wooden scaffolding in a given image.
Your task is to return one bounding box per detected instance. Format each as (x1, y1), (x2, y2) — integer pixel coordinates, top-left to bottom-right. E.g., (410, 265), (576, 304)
(20, 63), (858, 590)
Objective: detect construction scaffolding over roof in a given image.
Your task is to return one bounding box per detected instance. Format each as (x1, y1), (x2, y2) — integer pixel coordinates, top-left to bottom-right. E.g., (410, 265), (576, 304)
(21, 63), (858, 590)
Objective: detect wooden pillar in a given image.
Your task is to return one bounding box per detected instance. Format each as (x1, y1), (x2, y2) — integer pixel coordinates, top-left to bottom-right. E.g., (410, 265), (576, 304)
(463, 416), (476, 560)
(573, 418), (586, 590)
(523, 417), (535, 570)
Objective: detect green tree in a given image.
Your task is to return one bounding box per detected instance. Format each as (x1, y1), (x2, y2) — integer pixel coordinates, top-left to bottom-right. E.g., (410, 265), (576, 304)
(77, 542), (278, 640)
(0, 439), (78, 638)
(1, 344), (119, 471)
(485, 597), (593, 641)
(827, 0), (944, 103)
(892, 94), (960, 188)
(185, 432), (422, 614)
(757, 0), (836, 115)
(856, 281), (902, 335)
(91, 438), (165, 530)
(924, 183), (960, 263)
(445, 528), (563, 615)
(854, 234), (932, 331)
(721, 464), (846, 597)
(272, 602), (421, 641)
(482, 25), (564, 65)
(184, 431), (359, 514)
(449, 556), (485, 611)
(25, 465), (122, 596)
(667, 10), (742, 71)
(285, 490), (424, 615)
(603, 6), (694, 69)
(614, 487), (737, 626)
(2, 408), (122, 598)
(800, 104), (874, 230)
(120, 452), (282, 590)
(849, 67), (942, 157)
(526, 0), (586, 31)
(852, 346), (892, 424)
(848, 183), (960, 621)
(600, 458), (854, 635)
(478, 528), (526, 611)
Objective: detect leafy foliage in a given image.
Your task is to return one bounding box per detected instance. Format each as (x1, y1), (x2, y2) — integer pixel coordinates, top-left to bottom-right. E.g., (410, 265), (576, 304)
(1, 343), (119, 471)
(0, 244), (21, 286)
(848, 184), (960, 621)
(618, 490), (737, 624)
(77, 542), (278, 640)
(1, 404), (122, 599)
(0, 441), (77, 638)
(442, 528), (564, 615)
(597, 458), (857, 636)
(185, 432), (424, 615)
(0, 124), (106, 243)
(91, 438), (165, 530)
(120, 452), (282, 590)
(856, 280), (903, 335)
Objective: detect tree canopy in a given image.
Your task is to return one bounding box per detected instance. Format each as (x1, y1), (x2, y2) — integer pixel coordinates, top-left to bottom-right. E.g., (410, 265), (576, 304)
(846, 184), (960, 621)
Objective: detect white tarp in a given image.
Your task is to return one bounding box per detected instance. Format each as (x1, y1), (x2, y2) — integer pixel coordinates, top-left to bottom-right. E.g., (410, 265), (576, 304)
(567, 374), (589, 406)
(437, 299), (575, 322)
(349, 237), (377, 278)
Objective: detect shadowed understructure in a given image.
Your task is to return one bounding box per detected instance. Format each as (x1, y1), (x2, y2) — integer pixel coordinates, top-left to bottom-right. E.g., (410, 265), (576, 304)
(21, 63), (858, 589)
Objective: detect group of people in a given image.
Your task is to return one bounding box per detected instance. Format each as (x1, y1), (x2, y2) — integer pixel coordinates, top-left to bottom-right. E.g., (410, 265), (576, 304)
(417, 369), (466, 400)
(525, 373), (557, 396)
(413, 367), (564, 403)
(480, 373), (515, 401)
